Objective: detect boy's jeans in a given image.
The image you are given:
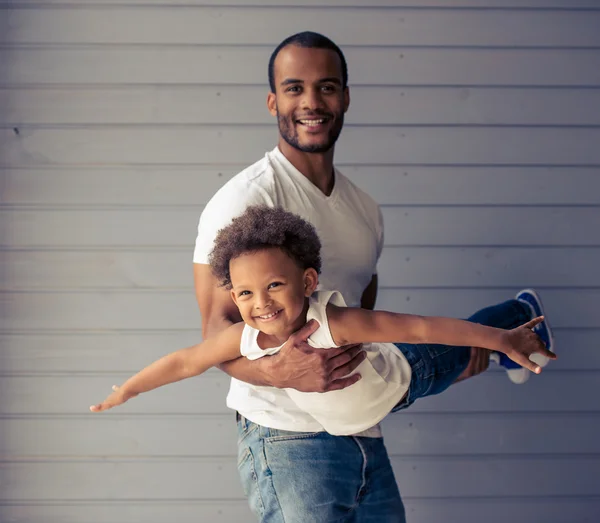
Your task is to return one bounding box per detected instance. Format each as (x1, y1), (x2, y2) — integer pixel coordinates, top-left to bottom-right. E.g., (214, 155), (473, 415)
(236, 299), (531, 523)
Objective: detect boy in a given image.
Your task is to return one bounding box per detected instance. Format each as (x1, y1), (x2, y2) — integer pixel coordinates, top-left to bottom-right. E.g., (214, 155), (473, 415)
(90, 206), (555, 434)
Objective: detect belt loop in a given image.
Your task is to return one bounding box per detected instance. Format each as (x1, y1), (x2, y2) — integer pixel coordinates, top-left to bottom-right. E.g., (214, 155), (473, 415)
(236, 411), (248, 430)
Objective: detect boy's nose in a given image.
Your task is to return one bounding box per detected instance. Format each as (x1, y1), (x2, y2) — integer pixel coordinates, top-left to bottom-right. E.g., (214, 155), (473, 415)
(254, 293), (273, 309)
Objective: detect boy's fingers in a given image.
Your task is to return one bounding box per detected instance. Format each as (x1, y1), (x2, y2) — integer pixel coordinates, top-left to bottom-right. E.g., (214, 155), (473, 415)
(522, 316), (544, 329)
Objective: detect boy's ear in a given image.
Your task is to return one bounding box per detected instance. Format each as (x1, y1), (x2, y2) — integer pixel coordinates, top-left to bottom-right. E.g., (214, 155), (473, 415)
(303, 268), (319, 296)
(230, 289), (238, 306)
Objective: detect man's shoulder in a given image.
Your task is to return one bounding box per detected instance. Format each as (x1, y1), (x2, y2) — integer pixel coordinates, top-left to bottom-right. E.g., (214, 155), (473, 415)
(217, 153), (276, 196)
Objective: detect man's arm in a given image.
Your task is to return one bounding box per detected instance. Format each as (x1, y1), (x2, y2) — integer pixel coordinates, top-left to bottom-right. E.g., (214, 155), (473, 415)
(360, 274), (378, 310)
(193, 263), (365, 391)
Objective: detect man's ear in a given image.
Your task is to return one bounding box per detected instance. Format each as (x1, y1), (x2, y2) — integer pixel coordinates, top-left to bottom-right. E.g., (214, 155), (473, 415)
(267, 92), (277, 117)
(303, 268), (319, 296)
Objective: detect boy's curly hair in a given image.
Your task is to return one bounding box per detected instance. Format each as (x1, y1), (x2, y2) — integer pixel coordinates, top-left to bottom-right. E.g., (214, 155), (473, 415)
(209, 206), (322, 288)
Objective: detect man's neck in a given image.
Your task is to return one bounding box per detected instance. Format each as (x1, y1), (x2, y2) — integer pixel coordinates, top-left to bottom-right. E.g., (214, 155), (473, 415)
(278, 140), (335, 196)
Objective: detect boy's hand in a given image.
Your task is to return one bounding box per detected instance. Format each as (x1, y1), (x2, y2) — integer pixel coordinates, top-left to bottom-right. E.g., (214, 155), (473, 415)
(89, 385), (138, 413)
(502, 316), (557, 373)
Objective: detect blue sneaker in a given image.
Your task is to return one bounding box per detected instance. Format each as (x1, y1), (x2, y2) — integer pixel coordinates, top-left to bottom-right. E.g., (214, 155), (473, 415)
(490, 350), (530, 384)
(491, 289), (554, 384)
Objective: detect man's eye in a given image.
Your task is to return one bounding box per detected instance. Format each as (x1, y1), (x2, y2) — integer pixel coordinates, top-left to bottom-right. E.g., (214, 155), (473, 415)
(287, 86), (301, 93)
(322, 85), (335, 92)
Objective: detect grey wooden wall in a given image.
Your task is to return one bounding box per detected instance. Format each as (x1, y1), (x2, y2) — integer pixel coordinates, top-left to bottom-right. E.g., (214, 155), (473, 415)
(1, 1), (600, 522)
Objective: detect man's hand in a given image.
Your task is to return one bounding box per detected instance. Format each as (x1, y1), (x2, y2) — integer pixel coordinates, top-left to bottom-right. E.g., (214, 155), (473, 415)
(502, 316), (557, 373)
(264, 320), (366, 392)
(89, 385), (138, 413)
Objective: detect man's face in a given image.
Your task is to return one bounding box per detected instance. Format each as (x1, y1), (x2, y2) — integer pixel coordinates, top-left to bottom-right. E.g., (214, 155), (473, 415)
(268, 46), (349, 154)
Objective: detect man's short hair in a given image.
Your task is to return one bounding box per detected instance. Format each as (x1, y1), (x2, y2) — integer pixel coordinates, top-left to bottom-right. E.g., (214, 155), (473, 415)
(209, 206), (322, 288)
(268, 31), (348, 93)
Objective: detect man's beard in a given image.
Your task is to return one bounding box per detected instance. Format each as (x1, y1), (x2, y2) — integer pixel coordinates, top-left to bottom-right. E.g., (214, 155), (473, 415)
(277, 109), (344, 153)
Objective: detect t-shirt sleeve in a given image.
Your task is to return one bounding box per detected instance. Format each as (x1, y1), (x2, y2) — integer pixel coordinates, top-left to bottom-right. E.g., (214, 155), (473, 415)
(193, 179), (274, 264)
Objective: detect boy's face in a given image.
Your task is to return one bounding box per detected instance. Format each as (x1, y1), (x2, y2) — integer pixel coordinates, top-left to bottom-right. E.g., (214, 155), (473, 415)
(230, 248), (318, 341)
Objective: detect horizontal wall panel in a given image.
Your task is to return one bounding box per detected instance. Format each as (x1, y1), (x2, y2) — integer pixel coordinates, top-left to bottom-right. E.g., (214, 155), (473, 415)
(6, 8), (600, 47)
(1, 289), (597, 330)
(2, 247), (599, 290)
(2, 207), (598, 247)
(4, 166), (600, 206)
(8, 0), (600, 8)
(0, 327), (593, 373)
(0, 502), (253, 523)
(1, 499), (599, 523)
(2, 413), (598, 457)
(2, 127), (599, 166)
(4, 86), (600, 126)
(1, 456), (599, 500)
(3, 48), (600, 86)
(0, 371), (597, 415)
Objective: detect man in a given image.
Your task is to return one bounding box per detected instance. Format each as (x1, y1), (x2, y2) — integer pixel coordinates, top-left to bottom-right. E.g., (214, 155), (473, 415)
(193, 32), (551, 522)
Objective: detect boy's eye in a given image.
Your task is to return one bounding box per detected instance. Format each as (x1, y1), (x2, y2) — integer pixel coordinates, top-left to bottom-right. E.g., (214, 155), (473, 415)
(268, 282), (283, 289)
(238, 290), (251, 297)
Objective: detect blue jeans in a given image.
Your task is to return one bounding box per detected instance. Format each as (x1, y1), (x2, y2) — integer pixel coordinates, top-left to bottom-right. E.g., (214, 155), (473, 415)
(236, 299), (530, 522)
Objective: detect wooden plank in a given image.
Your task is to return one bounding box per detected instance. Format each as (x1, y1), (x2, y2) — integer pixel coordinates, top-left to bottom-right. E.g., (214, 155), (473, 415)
(2, 247), (599, 289)
(0, 326), (594, 373)
(5, 8), (600, 47)
(2, 48), (599, 86)
(0, 371), (597, 414)
(2, 207), (598, 248)
(2, 127), (599, 166)
(1, 456), (599, 500)
(1, 288), (598, 330)
(1, 499), (599, 523)
(0, 501), (253, 523)
(4, 166), (600, 206)
(1, 413), (598, 457)
(4, 86), (600, 125)
(8, 0), (600, 7)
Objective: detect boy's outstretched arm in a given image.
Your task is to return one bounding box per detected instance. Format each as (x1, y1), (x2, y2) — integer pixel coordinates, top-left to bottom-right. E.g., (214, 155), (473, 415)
(89, 322), (244, 412)
(326, 305), (556, 374)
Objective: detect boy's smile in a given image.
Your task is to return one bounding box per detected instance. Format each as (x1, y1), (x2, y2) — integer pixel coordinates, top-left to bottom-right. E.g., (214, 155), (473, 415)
(229, 247), (318, 346)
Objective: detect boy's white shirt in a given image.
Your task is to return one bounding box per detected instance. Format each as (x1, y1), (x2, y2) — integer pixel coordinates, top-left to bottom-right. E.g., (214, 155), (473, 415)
(194, 147), (388, 436)
(241, 290), (412, 436)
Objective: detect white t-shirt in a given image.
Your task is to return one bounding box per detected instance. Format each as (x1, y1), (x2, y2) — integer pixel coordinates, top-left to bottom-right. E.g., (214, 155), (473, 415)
(194, 147), (385, 434)
(242, 291), (412, 436)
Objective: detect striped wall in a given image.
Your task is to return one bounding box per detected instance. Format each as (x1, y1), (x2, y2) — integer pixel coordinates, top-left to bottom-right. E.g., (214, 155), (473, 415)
(1, 2), (600, 522)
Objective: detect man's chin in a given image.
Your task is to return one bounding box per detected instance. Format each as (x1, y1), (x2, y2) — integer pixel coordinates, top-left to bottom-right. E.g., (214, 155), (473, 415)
(294, 140), (335, 154)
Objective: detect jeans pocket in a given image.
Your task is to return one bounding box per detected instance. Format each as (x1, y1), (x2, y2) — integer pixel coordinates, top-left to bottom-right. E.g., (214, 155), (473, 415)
(237, 446), (265, 518)
(264, 430), (324, 443)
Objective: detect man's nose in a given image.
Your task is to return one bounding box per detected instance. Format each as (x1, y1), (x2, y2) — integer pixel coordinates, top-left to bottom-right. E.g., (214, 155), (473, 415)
(301, 88), (323, 110)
